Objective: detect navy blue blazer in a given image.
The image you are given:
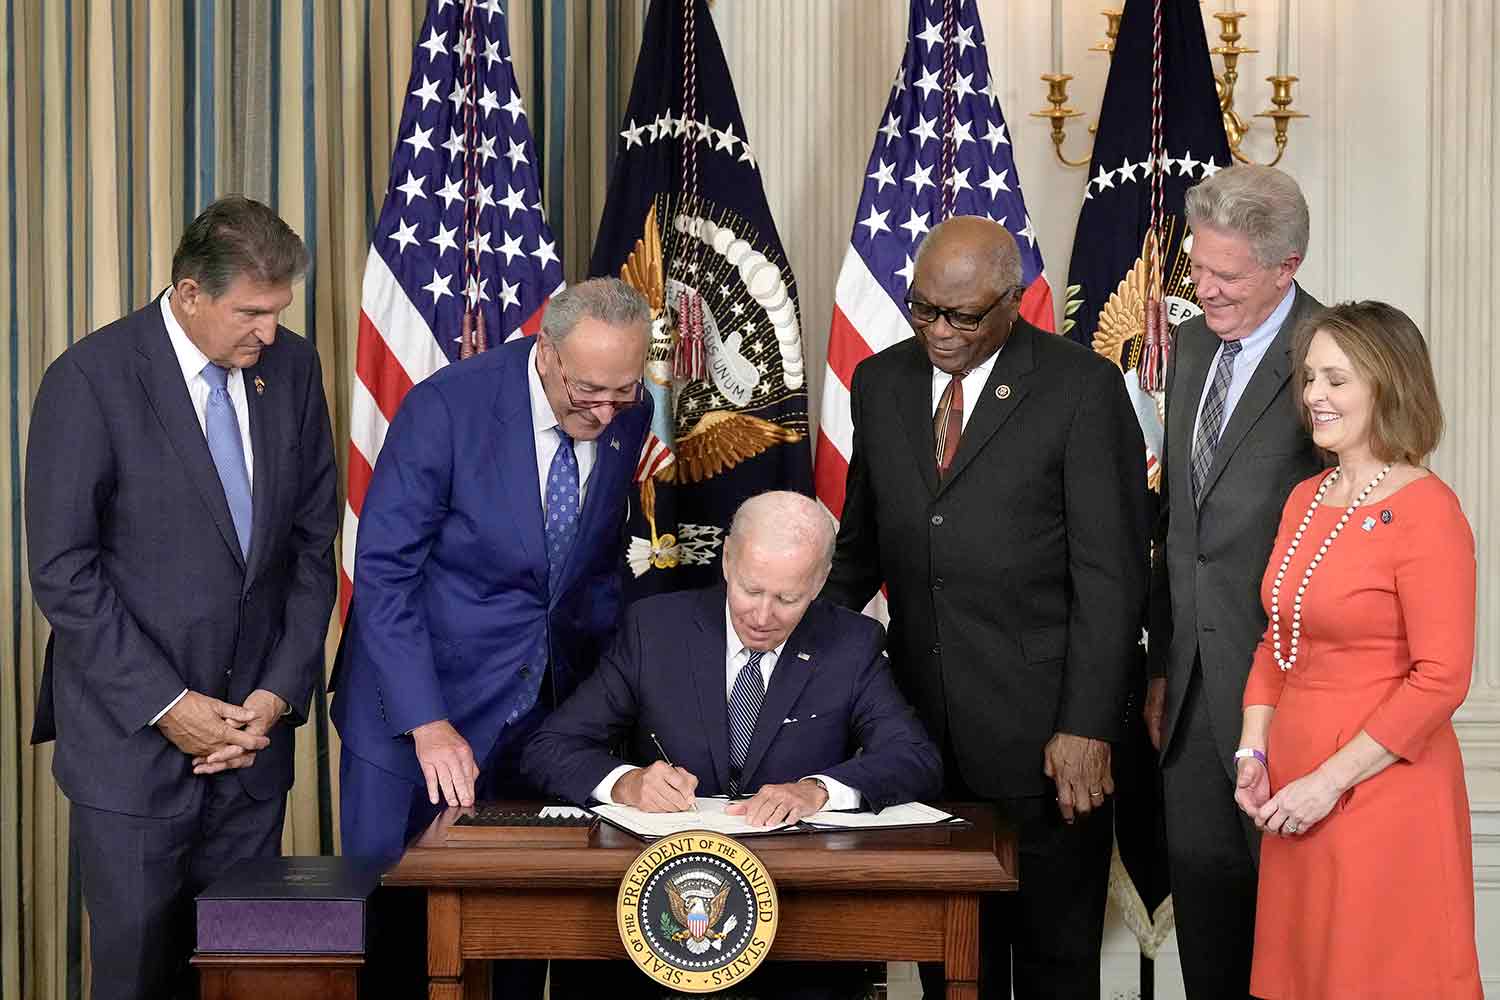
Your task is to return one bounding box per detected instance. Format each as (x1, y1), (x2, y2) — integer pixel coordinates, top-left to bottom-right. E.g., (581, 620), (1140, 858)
(522, 585), (943, 809)
(27, 296), (338, 817)
(331, 336), (652, 784)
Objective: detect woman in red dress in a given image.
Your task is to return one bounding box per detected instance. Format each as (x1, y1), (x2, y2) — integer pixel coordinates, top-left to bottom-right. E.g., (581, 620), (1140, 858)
(1234, 301), (1481, 999)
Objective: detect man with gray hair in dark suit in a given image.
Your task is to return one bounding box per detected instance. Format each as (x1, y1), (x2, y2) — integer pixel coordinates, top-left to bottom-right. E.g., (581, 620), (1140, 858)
(1143, 164), (1322, 999)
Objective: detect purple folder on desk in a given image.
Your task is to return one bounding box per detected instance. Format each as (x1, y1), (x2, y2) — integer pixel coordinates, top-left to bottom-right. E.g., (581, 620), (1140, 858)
(196, 856), (384, 954)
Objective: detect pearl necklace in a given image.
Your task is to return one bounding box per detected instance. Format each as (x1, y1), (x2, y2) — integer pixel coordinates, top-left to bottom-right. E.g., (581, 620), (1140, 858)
(1270, 463), (1392, 672)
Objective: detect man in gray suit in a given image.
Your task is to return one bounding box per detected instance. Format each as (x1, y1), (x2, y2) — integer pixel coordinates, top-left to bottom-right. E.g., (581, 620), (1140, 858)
(1142, 165), (1322, 999)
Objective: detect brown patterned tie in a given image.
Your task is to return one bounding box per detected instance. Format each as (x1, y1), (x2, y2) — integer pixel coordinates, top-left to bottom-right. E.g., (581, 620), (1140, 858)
(934, 373), (964, 478)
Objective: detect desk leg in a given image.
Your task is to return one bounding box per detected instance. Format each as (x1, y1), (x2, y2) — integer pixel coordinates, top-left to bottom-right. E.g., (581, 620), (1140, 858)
(428, 889), (467, 1000)
(944, 893), (980, 1000)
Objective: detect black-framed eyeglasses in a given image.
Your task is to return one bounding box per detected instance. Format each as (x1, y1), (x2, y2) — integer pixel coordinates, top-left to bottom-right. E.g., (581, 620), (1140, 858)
(553, 346), (645, 412)
(905, 286), (1024, 332)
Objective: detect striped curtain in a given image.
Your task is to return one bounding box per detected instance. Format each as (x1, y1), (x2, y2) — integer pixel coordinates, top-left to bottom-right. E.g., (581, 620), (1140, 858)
(0, 2), (638, 998)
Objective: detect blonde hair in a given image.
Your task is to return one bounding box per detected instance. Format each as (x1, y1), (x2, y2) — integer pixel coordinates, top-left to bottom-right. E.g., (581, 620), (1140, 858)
(1292, 301), (1444, 464)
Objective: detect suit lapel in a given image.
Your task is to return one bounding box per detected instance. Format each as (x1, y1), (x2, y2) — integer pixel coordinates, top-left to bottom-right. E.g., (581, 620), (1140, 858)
(894, 347), (941, 498)
(737, 606), (819, 789)
(242, 357), (275, 585)
(1197, 287), (1309, 504)
(1171, 322), (1218, 502)
(938, 320), (1038, 492)
(690, 590), (732, 792)
(134, 306), (246, 570)
(492, 344), (548, 593)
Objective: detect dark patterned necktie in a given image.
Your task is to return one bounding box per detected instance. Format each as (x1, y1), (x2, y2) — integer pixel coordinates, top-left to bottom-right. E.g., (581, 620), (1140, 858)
(934, 373), (964, 478)
(544, 427), (580, 593)
(1190, 339), (1243, 503)
(727, 649), (766, 794)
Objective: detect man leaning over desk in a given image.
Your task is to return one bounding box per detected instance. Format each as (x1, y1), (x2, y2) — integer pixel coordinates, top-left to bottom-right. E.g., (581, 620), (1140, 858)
(522, 489), (942, 822)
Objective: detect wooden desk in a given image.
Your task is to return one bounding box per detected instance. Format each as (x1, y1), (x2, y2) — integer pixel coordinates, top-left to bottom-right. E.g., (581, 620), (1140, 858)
(384, 802), (1016, 999)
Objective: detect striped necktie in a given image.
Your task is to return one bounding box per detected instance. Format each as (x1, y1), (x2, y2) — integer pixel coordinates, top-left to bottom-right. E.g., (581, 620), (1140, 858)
(727, 649), (766, 794)
(934, 372), (964, 478)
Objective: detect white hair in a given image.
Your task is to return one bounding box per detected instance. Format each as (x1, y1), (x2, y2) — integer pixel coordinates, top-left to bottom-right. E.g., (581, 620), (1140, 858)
(727, 491), (836, 571)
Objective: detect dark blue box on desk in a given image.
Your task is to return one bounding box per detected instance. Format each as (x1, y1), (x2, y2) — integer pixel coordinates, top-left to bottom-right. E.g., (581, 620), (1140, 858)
(196, 856), (384, 954)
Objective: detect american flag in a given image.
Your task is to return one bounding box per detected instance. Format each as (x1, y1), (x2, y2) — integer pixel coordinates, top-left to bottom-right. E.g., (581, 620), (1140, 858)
(814, 0), (1055, 522)
(342, 0), (562, 614)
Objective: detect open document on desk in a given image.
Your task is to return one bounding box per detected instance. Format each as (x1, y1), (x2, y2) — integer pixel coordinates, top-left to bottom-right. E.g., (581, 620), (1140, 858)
(590, 798), (964, 840)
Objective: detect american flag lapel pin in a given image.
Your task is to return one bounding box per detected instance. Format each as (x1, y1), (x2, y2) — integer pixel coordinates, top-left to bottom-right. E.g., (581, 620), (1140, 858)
(253, 376), (266, 396)
(796, 652), (811, 661)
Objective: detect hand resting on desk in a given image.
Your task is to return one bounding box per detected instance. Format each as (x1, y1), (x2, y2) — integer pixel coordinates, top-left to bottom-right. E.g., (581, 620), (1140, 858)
(725, 779), (829, 826)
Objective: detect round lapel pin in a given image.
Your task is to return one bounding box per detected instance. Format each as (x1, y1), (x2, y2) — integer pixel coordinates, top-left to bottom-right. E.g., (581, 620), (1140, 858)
(995, 384), (1011, 400)
(1380, 509), (1392, 524)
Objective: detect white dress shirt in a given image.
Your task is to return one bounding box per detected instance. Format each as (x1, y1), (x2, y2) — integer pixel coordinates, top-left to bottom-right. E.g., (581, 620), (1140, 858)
(1191, 284), (1297, 444)
(930, 341), (1003, 432)
(160, 290), (254, 486)
(591, 605), (860, 810)
(527, 341), (596, 511)
(151, 289), (259, 726)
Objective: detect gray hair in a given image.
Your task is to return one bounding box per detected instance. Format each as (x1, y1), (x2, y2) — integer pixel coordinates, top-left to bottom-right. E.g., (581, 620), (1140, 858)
(171, 195), (308, 296)
(1184, 164), (1310, 267)
(727, 491), (836, 571)
(540, 277), (651, 344)
(915, 216), (1023, 291)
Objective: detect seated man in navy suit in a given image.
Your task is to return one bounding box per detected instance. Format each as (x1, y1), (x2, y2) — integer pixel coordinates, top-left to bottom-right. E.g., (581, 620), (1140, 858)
(525, 492), (941, 1000)
(524, 489), (941, 822)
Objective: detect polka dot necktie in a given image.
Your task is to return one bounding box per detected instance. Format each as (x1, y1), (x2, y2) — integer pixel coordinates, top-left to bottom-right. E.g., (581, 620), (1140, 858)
(545, 427), (580, 594)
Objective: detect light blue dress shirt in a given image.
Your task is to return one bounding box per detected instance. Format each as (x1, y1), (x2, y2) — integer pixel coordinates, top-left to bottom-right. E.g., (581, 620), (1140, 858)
(1191, 284), (1298, 443)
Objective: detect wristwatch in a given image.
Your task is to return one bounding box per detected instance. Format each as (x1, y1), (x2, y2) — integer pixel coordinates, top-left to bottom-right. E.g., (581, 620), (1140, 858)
(803, 777), (829, 798)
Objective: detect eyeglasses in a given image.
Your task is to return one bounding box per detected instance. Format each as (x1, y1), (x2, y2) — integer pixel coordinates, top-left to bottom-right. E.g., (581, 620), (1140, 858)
(552, 346), (645, 412)
(905, 286), (1024, 332)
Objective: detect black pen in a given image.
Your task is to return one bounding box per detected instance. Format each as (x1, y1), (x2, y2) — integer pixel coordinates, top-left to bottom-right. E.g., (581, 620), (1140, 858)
(649, 732), (698, 812)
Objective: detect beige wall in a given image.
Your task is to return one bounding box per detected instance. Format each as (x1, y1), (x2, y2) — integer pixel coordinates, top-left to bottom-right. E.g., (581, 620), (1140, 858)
(713, 1), (1498, 994)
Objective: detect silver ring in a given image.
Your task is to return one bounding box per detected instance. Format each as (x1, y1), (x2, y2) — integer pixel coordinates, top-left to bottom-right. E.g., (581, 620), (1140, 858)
(1286, 821), (1299, 833)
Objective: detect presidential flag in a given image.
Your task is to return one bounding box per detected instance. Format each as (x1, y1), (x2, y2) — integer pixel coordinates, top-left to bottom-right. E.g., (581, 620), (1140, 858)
(1062, 0), (1231, 968)
(591, 0), (812, 596)
(1063, 0), (1230, 489)
(815, 0), (1055, 525)
(342, 0), (561, 614)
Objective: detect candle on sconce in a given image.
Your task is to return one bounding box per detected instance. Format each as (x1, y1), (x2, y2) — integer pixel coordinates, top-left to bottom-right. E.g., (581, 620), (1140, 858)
(1051, 0), (1064, 76)
(1277, 0), (1291, 75)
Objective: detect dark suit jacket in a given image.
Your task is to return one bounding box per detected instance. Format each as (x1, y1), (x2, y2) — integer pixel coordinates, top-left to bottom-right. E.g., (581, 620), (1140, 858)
(823, 319), (1150, 798)
(331, 336), (652, 783)
(522, 586), (942, 809)
(27, 295), (338, 817)
(1149, 285), (1323, 771)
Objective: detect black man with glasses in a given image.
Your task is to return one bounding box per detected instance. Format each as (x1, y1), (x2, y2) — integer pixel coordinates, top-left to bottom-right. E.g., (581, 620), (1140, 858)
(333, 278), (653, 897)
(823, 216), (1149, 1000)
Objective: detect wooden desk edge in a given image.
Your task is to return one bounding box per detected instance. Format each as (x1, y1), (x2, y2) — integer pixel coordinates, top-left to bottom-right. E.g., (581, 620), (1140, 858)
(384, 801), (1017, 894)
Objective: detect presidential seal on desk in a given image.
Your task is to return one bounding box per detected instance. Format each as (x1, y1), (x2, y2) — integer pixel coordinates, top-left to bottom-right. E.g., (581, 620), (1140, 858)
(617, 831), (779, 993)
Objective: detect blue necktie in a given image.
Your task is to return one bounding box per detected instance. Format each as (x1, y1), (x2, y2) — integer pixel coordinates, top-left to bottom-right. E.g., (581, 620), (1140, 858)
(728, 650), (766, 794)
(545, 427), (580, 593)
(201, 363), (253, 558)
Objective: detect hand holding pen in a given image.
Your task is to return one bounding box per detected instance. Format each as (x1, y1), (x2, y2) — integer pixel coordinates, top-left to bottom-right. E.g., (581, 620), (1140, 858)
(611, 733), (700, 813)
(649, 732), (699, 813)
